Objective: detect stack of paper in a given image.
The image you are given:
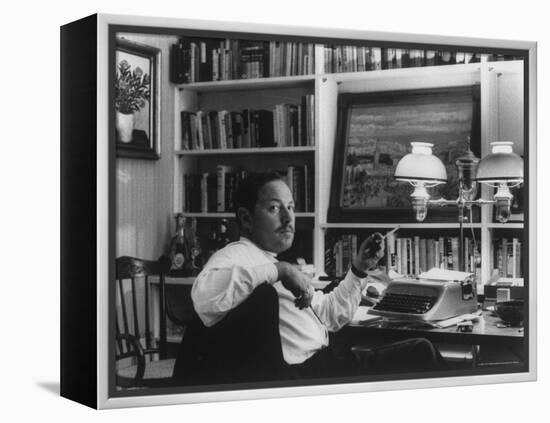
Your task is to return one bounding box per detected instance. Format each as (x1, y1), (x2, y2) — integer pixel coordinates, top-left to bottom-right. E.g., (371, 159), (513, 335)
(435, 310), (482, 328)
(351, 306), (383, 323)
(418, 268), (473, 282)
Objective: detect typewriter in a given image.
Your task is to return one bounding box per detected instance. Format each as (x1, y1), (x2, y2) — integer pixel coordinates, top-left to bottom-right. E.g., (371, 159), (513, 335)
(368, 269), (477, 322)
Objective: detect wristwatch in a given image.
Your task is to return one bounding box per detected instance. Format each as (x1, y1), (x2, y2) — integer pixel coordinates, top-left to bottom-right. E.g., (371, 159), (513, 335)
(351, 264), (368, 278)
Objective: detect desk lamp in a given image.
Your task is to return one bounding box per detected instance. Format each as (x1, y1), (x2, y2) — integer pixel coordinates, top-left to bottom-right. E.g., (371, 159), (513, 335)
(394, 140), (524, 271)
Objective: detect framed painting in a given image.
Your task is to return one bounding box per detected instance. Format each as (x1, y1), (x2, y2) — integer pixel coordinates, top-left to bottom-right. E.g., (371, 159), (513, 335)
(115, 38), (160, 159)
(328, 86), (481, 222)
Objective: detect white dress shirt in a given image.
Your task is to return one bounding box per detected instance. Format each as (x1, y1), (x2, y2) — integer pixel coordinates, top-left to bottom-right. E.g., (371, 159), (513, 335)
(191, 237), (369, 365)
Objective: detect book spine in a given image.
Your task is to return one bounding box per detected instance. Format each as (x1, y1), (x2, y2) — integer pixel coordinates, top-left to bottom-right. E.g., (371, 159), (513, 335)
(334, 239), (343, 277)
(451, 237), (460, 271)
(400, 237), (408, 275)
(463, 236), (472, 272)
(438, 237), (446, 269)
(196, 111), (205, 150)
(342, 235), (350, 272)
(406, 238), (412, 275)
(241, 109), (251, 148)
(396, 237), (402, 274)
(286, 165), (295, 197)
(201, 173), (209, 213)
(501, 238), (508, 277)
(180, 111), (192, 150)
(419, 238), (427, 274)
(515, 240), (522, 278)
(183, 174), (188, 212)
(216, 165), (232, 212)
(414, 236), (420, 276)
(387, 233), (397, 271)
(426, 238), (435, 270)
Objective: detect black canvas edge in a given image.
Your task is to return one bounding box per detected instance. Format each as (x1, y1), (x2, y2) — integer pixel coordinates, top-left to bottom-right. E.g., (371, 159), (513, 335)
(60, 13), (98, 409)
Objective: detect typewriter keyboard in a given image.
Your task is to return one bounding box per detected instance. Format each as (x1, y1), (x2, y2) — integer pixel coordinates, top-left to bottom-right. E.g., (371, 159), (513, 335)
(372, 293), (438, 314)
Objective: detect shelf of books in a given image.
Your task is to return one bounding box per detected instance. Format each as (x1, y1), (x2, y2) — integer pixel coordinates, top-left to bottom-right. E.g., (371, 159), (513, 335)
(320, 223), (484, 229)
(172, 35), (320, 265)
(176, 146), (316, 156)
(176, 94), (315, 151)
(319, 44), (522, 75)
(175, 75), (317, 92)
(170, 37), (317, 84)
(324, 227), (483, 280)
(170, 34), (525, 284)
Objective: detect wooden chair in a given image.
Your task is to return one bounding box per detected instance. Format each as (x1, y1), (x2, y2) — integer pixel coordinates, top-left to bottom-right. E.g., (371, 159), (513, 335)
(115, 255), (177, 388)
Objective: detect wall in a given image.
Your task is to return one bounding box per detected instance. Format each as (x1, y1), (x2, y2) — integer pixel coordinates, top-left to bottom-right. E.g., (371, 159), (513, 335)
(116, 33), (179, 259)
(498, 71), (524, 156)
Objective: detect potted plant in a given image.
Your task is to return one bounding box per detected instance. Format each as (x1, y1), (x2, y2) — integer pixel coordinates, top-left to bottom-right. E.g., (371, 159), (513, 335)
(115, 59), (150, 143)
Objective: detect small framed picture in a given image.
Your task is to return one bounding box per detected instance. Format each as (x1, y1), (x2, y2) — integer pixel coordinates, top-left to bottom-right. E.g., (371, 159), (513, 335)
(115, 38), (160, 159)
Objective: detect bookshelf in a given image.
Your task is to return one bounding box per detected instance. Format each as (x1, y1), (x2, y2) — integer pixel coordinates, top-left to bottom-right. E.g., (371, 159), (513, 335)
(171, 36), (524, 291)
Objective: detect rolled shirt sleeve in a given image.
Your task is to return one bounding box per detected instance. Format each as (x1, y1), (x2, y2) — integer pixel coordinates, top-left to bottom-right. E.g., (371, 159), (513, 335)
(310, 269), (369, 332)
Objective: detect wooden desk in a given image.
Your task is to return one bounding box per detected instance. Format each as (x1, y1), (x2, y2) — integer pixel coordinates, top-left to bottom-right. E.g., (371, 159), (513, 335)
(348, 310), (523, 345)
(340, 309), (525, 369)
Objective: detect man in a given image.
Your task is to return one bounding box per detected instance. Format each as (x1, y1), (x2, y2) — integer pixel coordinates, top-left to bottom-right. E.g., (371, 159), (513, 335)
(190, 171), (442, 380)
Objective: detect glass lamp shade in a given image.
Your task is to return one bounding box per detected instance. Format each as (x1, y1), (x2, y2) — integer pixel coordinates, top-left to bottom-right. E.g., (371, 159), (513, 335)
(476, 141), (523, 184)
(411, 184), (430, 222)
(394, 142), (447, 183)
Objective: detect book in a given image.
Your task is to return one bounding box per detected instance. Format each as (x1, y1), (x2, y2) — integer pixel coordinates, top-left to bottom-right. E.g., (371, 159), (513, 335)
(230, 112), (243, 149)
(216, 165), (234, 212)
(241, 40), (269, 79)
(180, 111), (195, 150)
(438, 237), (446, 269)
(501, 238), (508, 277)
(418, 238), (429, 273)
(342, 235), (351, 272)
(400, 237), (408, 275)
(241, 109), (252, 148)
(334, 239), (343, 277)
(414, 236), (420, 276)
(463, 236), (472, 272)
(451, 237), (460, 271)
(253, 109), (275, 147)
(396, 237), (402, 274)
(207, 110), (219, 149)
(170, 39), (191, 83)
(406, 238), (413, 275)
(217, 110), (229, 149)
(514, 239), (522, 278)
(387, 232), (397, 271)
(200, 173), (209, 213)
(426, 238), (435, 270)
(196, 111), (206, 150)
(184, 174), (200, 212)
(199, 38), (224, 81)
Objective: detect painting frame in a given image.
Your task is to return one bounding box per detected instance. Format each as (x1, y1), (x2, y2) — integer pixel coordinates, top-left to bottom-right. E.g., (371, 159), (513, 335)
(328, 85), (481, 223)
(115, 37), (161, 160)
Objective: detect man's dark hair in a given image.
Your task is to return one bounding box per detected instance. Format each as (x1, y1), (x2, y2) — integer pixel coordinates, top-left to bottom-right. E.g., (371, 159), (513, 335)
(234, 171), (286, 225)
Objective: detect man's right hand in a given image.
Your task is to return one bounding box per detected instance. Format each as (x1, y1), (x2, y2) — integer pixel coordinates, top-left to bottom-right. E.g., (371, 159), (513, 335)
(274, 262), (313, 308)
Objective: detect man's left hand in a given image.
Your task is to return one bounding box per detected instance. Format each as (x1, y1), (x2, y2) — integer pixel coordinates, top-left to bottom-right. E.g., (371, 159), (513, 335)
(353, 232), (385, 273)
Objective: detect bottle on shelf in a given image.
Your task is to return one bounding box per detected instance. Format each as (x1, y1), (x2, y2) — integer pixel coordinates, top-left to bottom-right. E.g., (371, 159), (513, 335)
(168, 213), (201, 275)
(200, 218), (232, 266)
(169, 213), (189, 271)
(216, 219), (231, 250)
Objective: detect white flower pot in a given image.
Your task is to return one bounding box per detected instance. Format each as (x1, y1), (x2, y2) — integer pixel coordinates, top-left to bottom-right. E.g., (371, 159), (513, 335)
(116, 111), (134, 143)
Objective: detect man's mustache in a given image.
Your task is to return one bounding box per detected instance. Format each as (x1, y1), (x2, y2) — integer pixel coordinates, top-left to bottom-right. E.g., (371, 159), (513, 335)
(277, 226), (295, 233)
